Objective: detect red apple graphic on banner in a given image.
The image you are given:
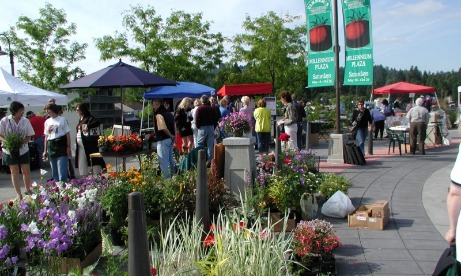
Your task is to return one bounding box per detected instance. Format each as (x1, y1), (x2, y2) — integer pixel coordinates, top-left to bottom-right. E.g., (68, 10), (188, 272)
(309, 17), (332, 52)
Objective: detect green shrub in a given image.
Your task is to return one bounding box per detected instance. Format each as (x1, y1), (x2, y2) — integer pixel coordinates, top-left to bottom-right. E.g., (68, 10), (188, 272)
(317, 173), (351, 199)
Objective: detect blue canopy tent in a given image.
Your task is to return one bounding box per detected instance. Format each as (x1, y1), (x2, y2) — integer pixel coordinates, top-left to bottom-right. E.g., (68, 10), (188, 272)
(141, 81), (216, 130)
(143, 81), (216, 99)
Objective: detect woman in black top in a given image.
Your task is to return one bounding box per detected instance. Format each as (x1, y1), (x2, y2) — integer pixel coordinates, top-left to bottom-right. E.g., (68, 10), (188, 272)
(174, 97), (194, 153)
(351, 100), (373, 155)
(75, 103), (106, 177)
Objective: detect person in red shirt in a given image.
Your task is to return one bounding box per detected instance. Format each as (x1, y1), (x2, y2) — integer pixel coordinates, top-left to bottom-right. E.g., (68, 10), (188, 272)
(26, 111), (46, 169)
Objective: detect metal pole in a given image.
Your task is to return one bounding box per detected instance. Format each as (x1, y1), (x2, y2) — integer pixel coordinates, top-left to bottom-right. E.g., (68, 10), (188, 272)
(0, 33), (14, 76)
(333, 0), (341, 134)
(128, 192), (150, 276)
(196, 149), (210, 235)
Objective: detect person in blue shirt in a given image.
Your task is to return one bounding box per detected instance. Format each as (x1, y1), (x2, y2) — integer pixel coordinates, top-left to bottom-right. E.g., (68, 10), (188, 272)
(381, 99), (395, 117)
(370, 107), (386, 139)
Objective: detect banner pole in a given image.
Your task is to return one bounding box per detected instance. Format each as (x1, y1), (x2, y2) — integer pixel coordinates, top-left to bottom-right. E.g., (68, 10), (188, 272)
(333, 0), (341, 134)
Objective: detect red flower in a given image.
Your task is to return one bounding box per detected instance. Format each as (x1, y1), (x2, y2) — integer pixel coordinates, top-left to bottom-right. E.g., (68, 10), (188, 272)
(233, 221), (246, 232)
(284, 158), (291, 164)
(203, 233), (215, 247)
(8, 200), (14, 207)
(278, 133), (290, 142)
(150, 265), (157, 276)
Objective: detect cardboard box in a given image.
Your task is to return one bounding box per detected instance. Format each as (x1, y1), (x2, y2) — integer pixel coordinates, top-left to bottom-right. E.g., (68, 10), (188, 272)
(348, 200), (390, 230)
(49, 243), (102, 273)
(270, 212), (297, 232)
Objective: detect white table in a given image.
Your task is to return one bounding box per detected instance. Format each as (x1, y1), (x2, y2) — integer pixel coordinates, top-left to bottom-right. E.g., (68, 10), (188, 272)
(389, 126), (410, 153)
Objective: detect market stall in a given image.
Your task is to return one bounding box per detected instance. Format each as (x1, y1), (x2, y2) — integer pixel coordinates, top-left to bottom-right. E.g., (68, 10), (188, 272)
(373, 82), (448, 146)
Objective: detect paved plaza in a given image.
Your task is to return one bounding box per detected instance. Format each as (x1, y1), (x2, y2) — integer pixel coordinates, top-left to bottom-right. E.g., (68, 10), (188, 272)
(1, 129), (460, 275)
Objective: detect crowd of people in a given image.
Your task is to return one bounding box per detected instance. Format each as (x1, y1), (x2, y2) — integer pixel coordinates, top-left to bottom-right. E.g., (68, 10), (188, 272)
(352, 95), (434, 156)
(152, 92), (308, 178)
(0, 99), (106, 200)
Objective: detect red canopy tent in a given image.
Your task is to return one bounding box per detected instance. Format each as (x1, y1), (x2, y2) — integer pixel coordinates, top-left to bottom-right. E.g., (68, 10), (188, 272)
(217, 82), (272, 97)
(373, 82), (436, 95)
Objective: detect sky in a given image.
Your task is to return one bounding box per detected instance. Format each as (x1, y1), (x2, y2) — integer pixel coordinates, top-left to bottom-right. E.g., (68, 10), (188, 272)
(0, 0), (460, 76)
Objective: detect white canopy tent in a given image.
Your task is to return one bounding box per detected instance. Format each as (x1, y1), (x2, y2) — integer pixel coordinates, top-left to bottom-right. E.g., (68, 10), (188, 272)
(0, 68), (68, 107)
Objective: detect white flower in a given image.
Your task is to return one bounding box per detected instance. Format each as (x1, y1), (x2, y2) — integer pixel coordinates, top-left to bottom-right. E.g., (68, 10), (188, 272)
(31, 194), (37, 200)
(32, 181), (38, 187)
(67, 210), (76, 219)
(40, 169), (47, 176)
(43, 199), (50, 206)
(28, 221), (40, 235)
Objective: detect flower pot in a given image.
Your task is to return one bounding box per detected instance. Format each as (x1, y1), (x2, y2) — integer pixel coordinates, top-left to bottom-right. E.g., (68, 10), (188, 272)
(293, 255), (336, 275)
(48, 243), (102, 274)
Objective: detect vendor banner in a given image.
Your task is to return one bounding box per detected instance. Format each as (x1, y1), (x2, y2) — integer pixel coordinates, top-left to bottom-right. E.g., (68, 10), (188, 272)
(304, 0), (335, 87)
(342, 0), (373, 85)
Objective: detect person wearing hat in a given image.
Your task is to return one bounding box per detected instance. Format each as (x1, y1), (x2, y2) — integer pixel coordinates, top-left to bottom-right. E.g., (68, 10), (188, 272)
(27, 111), (46, 169)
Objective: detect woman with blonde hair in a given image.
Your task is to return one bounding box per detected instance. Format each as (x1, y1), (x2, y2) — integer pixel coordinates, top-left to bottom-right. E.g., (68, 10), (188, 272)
(175, 97), (194, 153)
(190, 99), (202, 147)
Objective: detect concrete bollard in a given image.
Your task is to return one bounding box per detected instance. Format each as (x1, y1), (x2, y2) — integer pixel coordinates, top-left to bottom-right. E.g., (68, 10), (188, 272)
(128, 192), (150, 276)
(196, 149), (210, 235)
(368, 128), (373, 155)
(306, 121), (311, 151)
(275, 125), (281, 171)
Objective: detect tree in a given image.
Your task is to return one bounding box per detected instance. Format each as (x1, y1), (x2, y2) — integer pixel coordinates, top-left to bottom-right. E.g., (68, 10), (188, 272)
(94, 5), (226, 85)
(1, 3), (87, 91)
(231, 12), (306, 95)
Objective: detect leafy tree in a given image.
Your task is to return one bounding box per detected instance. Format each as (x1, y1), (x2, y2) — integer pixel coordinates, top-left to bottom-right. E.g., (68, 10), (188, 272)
(94, 5), (226, 85)
(1, 3), (87, 91)
(231, 12), (306, 95)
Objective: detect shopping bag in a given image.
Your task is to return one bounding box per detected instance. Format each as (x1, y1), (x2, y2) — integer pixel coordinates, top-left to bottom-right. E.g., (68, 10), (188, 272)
(432, 245), (460, 276)
(300, 193), (318, 220)
(321, 190), (355, 218)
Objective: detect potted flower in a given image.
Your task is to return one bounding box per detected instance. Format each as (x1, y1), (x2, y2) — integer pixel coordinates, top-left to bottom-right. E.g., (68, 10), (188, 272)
(278, 133), (290, 150)
(291, 219), (341, 274)
(1, 126), (25, 157)
(98, 134), (143, 154)
(219, 113), (252, 137)
(317, 173), (351, 200)
(0, 176), (107, 274)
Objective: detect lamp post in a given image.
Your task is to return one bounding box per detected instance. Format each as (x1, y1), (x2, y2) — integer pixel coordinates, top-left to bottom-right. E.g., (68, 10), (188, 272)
(0, 33), (15, 76)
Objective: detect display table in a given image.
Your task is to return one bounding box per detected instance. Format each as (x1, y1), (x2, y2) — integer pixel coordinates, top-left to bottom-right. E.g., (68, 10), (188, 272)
(90, 149), (156, 172)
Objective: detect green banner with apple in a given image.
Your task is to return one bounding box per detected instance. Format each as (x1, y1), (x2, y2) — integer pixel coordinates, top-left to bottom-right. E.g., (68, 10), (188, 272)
(305, 0), (335, 87)
(342, 0), (373, 85)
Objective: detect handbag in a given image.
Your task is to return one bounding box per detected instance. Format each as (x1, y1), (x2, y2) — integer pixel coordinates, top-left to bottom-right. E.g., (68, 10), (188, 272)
(433, 245), (460, 276)
(81, 117), (101, 142)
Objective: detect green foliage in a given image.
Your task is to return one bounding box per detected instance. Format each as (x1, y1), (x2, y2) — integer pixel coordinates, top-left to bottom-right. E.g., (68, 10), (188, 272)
(267, 174), (301, 213)
(232, 11), (306, 94)
(3, 3), (87, 91)
(151, 209), (293, 275)
(317, 173), (352, 199)
(94, 5), (225, 85)
(447, 109), (458, 127)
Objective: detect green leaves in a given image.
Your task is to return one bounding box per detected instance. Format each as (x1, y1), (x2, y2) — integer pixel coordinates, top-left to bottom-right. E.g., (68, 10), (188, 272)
(6, 3), (87, 91)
